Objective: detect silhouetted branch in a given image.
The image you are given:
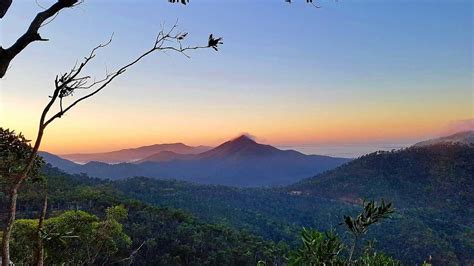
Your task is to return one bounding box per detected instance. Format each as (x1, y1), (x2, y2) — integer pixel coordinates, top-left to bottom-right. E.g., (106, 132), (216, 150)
(112, 241), (147, 264)
(0, 0), (80, 78)
(0, 0), (12, 18)
(0, 0), (318, 79)
(42, 23), (221, 128)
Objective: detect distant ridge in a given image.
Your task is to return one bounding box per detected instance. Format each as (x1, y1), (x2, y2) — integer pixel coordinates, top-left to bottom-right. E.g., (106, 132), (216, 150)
(42, 135), (350, 187)
(61, 143), (212, 164)
(413, 131), (474, 147)
(136, 151), (193, 163)
(139, 135), (290, 163)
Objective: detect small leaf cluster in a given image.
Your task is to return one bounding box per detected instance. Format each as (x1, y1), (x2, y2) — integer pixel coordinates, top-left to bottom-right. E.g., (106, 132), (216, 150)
(343, 199), (394, 237)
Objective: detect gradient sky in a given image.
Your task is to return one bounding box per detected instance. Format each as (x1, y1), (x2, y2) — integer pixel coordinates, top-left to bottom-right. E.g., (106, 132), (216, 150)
(0, 0), (473, 154)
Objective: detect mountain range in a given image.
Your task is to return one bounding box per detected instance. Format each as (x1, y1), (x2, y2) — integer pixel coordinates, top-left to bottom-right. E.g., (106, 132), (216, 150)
(35, 131), (474, 264)
(61, 143), (211, 164)
(40, 135), (350, 187)
(110, 141), (474, 264)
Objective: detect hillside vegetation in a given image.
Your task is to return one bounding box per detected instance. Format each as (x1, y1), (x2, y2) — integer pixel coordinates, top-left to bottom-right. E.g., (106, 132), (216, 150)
(111, 144), (474, 264)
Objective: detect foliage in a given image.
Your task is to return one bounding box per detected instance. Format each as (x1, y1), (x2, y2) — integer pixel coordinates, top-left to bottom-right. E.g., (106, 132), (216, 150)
(4, 144), (472, 264)
(7, 166), (287, 265)
(287, 144), (474, 264)
(0, 128), (44, 186)
(343, 200), (394, 238)
(288, 228), (343, 265)
(288, 200), (398, 265)
(10, 207), (131, 265)
(355, 243), (400, 266)
(344, 199), (394, 262)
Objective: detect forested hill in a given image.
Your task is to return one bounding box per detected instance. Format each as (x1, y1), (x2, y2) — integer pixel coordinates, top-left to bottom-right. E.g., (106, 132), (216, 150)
(8, 144), (474, 264)
(109, 143), (474, 264)
(287, 143), (474, 211)
(5, 166), (287, 265)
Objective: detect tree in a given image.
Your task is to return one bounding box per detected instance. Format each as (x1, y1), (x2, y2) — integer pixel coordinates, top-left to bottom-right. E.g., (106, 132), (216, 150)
(0, 0), (317, 78)
(1, 0), (320, 263)
(1, 23), (222, 264)
(0, 128), (44, 265)
(0, 129), (44, 186)
(10, 206), (131, 264)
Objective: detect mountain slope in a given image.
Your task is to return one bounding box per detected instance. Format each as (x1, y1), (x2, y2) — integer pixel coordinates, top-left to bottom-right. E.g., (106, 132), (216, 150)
(136, 151), (194, 163)
(287, 143), (474, 210)
(413, 130), (474, 147)
(7, 166), (286, 265)
(110, 143), (474, 264)
(42, 135), (350, 187)
(61, 143), (211, 163)
(38, 151), (80, 170)
(36, 139), (474, 264)
(194, 135), (283, 160)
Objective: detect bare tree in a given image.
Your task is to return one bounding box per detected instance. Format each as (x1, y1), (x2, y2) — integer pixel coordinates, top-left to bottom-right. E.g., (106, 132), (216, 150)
(1, 0), (319, 263)
(1, 23), (222, 265)
(0, 0), (80, 78)
(0, 0), (318, 78)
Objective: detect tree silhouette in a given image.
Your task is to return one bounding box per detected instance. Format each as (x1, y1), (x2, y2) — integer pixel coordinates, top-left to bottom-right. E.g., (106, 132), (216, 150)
(0, 0), (321, 78)
(1, 22), (221, 265)
(0, 0), (323, 263)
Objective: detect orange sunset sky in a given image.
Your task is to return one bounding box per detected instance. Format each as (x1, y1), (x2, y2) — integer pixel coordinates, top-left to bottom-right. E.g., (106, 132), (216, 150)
(1, 1), (472, 154)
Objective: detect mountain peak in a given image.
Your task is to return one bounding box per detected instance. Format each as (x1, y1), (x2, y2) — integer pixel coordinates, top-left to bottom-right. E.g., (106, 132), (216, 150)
(230, 135), (257, 145)
(196, 135), (279, 159)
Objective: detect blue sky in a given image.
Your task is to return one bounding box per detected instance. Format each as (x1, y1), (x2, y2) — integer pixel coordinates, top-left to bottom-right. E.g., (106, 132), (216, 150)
(0, 0), (472, 153)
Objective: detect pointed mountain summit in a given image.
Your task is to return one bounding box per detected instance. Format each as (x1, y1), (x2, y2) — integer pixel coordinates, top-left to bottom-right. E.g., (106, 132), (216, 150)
(197, 135), (280, 159)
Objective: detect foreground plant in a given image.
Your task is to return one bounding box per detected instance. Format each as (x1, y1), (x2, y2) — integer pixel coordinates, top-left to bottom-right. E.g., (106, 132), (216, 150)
(344, 199), (394, 262)
(288, 199), (397, 265)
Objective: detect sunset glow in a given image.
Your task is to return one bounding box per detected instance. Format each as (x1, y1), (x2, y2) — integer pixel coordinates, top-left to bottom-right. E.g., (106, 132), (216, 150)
(1, 0), (472, 154)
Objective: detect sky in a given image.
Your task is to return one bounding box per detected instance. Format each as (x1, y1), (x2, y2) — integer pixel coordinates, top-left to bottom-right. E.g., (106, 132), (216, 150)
(0, 0), (473, 154)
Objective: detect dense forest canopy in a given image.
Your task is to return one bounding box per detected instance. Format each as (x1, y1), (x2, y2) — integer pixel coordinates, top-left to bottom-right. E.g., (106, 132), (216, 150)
(2, 143), (472, 264)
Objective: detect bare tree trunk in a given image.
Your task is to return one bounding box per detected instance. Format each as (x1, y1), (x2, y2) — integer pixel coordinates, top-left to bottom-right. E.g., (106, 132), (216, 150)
(1, 183), (20, 266)
(347, 236), (358, 264)
(35, 194), (48, 266)
(2, 126), (45, 265)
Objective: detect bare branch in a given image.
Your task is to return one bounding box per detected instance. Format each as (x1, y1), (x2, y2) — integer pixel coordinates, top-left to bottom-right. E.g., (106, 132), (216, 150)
(112, 241), (147, 264)
(0, 0), (12, 18)
(41, 24), (222, 128)
(0, 0), (79, 78)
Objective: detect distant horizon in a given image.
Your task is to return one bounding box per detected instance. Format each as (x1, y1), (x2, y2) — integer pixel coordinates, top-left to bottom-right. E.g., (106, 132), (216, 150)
(42, 131), (474, 159)
(41, 127), (473, 156)
(2, 1), (472, 156)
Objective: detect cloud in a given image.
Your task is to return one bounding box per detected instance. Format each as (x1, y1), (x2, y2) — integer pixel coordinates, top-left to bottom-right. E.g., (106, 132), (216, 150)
(236, 132), (257, 141)
(440, 119), (474, 135)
